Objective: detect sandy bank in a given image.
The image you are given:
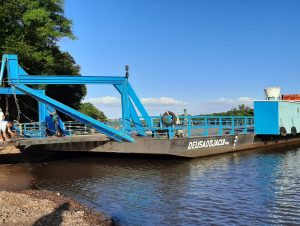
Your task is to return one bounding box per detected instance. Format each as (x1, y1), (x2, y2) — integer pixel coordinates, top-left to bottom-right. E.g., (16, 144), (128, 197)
(0, 190), (112, 226)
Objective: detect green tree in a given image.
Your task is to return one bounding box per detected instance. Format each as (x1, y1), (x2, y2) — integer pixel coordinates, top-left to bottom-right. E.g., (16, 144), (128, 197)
(79, 102), (107, 121)
(0, 0), (86, 121)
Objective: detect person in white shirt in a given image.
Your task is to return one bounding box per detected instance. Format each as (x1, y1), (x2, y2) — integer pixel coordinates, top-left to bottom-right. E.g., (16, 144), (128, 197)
(0, 110), (8, 141)
(3, 121), (15, 140)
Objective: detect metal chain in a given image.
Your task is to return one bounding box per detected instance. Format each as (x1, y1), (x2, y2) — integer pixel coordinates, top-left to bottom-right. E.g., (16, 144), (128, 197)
(5, 95), (9, 117)
(21, 112), (35, 122)
(11, 86), (21, 122)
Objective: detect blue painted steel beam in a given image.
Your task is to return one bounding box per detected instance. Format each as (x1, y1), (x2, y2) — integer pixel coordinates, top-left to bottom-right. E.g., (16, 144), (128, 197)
(128, 83), (152, 127)
(0, 55), (7, 85)
(10, 75), (126, 85)
(13, 84), (134, 142)
(5, 55), (19, 84)
(114, 84), (146, 136)
(0, 87), (24, 95)
(128, 100), (146, 136)
(1, 54), (126, 85)
(119, 82), (131, 134)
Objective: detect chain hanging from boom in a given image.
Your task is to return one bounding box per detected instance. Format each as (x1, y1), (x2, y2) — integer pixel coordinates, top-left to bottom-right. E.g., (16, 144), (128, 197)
(10, 86), (40, 123)
(11, 86), (21, 123)
(5, 95), (9, 117)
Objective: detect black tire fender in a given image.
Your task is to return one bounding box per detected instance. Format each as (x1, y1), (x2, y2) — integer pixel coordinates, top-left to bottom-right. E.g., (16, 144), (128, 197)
(291, 126), (297, 136)
(161, 111), (177, 126)
(280, 127), (287, 136)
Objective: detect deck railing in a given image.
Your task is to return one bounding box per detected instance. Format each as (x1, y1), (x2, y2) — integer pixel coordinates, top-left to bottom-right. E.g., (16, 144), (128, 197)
(14, 115), (254, 139)
(14, 122), (46, 138)
(63, 121), (120, 135)
(64, 121), (95, 135)
(137, 115), (254, 139)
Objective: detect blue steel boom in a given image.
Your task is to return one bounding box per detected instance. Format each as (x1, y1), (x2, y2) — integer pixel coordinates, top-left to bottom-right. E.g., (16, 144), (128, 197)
(0, 54), (153, 142)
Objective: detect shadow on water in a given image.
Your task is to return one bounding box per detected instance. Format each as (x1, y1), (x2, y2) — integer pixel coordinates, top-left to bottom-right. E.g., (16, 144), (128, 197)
(0, 153), (29, 164)
(32, 202), (70, 226)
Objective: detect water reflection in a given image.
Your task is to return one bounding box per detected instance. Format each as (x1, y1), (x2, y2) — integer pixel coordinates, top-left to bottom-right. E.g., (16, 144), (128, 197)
(0, 163), (34, 191)
(1, 147), (300, 225)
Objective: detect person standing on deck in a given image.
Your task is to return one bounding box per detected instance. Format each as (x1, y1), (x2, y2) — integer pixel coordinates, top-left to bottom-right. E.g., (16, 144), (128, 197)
(50, 111), (63, 136)
(0, 109), (7, 141)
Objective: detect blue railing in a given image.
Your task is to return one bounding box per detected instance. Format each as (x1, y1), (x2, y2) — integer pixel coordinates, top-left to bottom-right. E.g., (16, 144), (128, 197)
(64, 116), (254, 139)
(16, 115), (254, 140)
(135, 115), (254, 139)
(14, 122), (46, 138)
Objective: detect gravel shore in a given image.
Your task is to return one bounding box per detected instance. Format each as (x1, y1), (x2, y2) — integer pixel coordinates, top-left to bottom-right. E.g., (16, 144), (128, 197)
(0, 190), (112, 226)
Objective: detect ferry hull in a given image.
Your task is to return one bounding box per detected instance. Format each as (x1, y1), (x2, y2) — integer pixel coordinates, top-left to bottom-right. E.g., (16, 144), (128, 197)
(12, 133), (300, 158)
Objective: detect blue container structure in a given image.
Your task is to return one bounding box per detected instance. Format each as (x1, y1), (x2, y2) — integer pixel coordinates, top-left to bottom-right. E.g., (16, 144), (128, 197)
(254, 100), (300, 135)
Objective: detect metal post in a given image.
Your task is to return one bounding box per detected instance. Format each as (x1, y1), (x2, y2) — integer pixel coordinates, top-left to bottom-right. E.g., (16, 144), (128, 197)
(120, 79), (131, 134)
(168, 126), (174, 139)
(204, 117), (208, 136)
(219, 117), (223, 136)
(244, 117), (248, 134)
(187, 116), (191, 138)
(37, 90), (46, 137)
(231, 116), (235, 135)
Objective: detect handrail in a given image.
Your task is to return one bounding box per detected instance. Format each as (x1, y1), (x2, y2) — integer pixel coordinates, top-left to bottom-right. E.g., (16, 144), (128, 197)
(138, 115), (254, 139)
(17, 115), (254, 139)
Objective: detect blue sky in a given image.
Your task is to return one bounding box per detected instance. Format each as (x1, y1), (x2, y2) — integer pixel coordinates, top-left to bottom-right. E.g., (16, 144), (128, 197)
(60, 0), (300, 118)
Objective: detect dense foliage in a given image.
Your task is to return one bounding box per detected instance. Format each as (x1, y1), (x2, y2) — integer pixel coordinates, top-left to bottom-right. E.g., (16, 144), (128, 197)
(0, 0), (87, 121)
(79, 102), (107, 122)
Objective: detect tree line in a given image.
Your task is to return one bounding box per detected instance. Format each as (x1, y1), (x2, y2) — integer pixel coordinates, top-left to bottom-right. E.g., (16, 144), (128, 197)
(0, 0), (106, 122)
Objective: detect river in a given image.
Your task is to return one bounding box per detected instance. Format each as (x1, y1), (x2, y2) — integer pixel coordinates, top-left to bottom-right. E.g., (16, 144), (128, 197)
(1, 146), (300, 225)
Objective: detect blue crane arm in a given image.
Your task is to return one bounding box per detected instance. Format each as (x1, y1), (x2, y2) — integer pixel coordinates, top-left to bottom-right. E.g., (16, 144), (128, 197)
(0, 87), (24, 95)
(11, 75), (126, 85)
(13, 84), (135, 143)
(1, 54), (151, 141)
(0, 54), (126, 85)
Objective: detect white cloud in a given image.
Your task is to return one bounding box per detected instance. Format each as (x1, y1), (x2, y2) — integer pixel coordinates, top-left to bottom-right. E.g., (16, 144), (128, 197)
(83, 96), (120, 106)
(141, 97), (188, 106)
(188, 96), (255, 115)
(83, 95), (255, 118)
(83, 96), (188, 118)
(207, 96), (254, 107)
(84, 96), (188, 107)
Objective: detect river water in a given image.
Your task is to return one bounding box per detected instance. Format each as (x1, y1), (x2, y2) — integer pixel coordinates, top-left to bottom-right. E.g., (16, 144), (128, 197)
(1, 147), (300, 225)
